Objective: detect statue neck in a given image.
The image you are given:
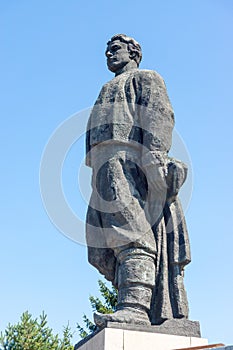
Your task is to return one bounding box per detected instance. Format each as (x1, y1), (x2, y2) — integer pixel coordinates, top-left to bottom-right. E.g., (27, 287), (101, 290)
(115, 61), (138, 76)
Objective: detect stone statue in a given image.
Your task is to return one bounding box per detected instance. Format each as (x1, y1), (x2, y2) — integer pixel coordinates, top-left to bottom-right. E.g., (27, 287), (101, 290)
(85, 34), (191, 328)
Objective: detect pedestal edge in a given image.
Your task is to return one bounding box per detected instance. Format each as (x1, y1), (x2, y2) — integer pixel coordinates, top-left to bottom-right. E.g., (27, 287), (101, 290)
(106, 319), (201, 337)
(74, 319), (201, 349)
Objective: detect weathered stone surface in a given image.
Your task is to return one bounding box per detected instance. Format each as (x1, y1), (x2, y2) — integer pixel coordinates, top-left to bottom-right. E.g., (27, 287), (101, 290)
(85, 34), (192, 329)
(106, 319), (201, 337)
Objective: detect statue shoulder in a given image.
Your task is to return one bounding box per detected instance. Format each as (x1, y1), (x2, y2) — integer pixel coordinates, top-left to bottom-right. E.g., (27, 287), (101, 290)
(132, 69), (166, 87)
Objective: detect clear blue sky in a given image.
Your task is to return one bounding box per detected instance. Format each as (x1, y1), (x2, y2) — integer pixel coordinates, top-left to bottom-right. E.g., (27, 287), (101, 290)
(1, 0), (233, 346)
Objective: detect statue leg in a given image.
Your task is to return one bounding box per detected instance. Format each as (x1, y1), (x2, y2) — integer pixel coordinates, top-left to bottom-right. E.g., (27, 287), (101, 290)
(94, 247), (156, 328)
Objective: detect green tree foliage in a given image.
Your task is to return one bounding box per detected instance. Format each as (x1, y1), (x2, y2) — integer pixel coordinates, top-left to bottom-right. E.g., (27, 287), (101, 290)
(0, 311), (73, 350)
(77, 280), (118, 339)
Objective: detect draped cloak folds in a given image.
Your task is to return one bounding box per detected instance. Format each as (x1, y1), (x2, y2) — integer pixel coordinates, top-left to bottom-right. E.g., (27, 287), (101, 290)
(85, 69), (191, 324)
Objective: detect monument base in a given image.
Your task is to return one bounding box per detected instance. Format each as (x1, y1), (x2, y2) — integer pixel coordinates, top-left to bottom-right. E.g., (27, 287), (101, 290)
(75, 321), (208, 350)
(106, 319), (201, 337)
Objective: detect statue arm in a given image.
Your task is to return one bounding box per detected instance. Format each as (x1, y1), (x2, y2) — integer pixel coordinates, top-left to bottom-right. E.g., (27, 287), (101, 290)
(134, 71), (175, 193)
(135, 70), (174, 154)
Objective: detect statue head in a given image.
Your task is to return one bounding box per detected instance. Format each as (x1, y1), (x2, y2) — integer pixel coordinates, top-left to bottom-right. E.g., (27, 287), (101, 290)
(105, 34), (142, 74)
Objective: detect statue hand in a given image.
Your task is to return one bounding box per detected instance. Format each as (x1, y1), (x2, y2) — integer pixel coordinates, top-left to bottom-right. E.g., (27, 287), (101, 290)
(145, 163), (167, 196)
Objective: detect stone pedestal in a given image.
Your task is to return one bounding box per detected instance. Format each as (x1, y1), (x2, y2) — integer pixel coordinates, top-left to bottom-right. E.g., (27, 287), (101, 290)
(75, 323), (208, 350)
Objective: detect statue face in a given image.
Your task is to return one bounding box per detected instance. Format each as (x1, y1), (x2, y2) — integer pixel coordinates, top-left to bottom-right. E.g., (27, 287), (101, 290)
(105, 40), (131, 73)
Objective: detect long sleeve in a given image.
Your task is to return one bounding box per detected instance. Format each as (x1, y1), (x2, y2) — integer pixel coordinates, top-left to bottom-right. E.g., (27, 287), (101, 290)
(133, 70), (174, 168)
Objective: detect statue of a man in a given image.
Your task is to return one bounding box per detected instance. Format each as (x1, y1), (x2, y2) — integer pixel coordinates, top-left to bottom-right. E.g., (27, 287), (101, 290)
(85, 34), (191, 327)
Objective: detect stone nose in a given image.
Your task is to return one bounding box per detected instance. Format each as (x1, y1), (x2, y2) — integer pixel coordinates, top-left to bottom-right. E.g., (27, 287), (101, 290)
(106, 51), (113, 58)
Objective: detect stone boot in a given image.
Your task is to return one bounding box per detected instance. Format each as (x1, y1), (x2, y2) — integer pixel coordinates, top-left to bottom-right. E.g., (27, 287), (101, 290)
(94, 248), (156, 328)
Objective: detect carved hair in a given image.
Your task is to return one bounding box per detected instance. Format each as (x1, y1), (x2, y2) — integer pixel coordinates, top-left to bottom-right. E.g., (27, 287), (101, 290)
(107, 34), (142, 66)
